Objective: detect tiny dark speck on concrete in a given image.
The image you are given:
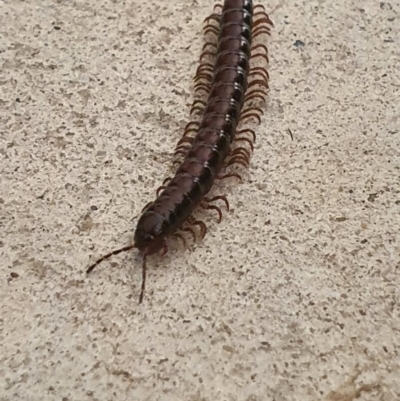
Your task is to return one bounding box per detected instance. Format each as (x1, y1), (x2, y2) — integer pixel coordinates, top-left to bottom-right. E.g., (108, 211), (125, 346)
(368, 193), (378, 202)
(380, 2), (393, 10)
(294, 40), (305, 48)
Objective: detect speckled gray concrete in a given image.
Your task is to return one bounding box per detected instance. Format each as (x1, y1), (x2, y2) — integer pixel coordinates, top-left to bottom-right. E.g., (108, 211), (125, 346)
(1, 0), (399, 400)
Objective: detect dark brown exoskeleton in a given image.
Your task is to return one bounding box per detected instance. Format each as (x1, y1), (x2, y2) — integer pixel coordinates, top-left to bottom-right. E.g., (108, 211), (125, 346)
(87, 0), (273, 303)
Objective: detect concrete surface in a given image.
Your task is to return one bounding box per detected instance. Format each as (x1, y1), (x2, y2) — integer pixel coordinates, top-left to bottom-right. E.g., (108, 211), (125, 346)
(1, 0), (399, 400)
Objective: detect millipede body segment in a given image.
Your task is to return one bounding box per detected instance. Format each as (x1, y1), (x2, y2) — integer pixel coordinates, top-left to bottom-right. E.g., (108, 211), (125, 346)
(87, 0), (273, 303)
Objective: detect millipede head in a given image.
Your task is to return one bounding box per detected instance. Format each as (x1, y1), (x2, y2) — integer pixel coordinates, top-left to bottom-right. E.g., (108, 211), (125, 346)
(134, 211), (167, 256)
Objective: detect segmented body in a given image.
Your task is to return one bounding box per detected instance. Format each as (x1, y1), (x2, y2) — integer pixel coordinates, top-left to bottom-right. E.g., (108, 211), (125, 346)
(134, 0), (256, 255)
(87, 0), (273, 303)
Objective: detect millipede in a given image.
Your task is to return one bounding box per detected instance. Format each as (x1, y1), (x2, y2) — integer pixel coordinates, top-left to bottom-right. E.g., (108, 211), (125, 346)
(87, 0), (273, 303)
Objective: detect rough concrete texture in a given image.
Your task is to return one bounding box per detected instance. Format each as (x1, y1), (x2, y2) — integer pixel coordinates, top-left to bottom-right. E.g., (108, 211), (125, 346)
(1, 0), (399, 400)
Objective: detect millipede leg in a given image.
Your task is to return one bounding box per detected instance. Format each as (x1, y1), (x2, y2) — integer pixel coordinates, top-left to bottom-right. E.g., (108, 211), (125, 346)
(213, 3), (223, 12)
(204, 25), (220, 36)
(173, 232), (187, 248)
(248, 72), (269, 84)
(200, 50), (217, 61)
(253, 4), (266, 12)
(156, 185), (166, 196)
(194, 82), (211, 93)
(198, 221), (207, 239)
(217, 172), (243, 182)
(244, 92), (267, 103)
(190, 99), (207, 115)
(245, 93), (266, 103)
(249, 66), (269, 81)
(190, 105), (206, 115)
(174, 148), (190, 157)
(194, 72), (213, 83)
(241, 112), (262, 124)
(157, 178), (171, 196)
(248, 79), (269, 89)
(253, 27), (271, 38)
(251, 43), (269, 55)
(174, 144), (189, 153)
(242, 106), (264, 115)
(196, 63), (214, 75)
(231, 147), (251, 160)
(231, 156), (250, 167)
(204, 195), (230, 212)
(250, 52), (269, 63)
(182, 226), (197, 242)
(254, 12), (274, 27)
(188, 216), (207, 239)
(160, 240), (169, 257)
(203, 13), (220, 24)
(234, 136), (254, 151)
(202, 42), (218, 51)
(225, 156), (249, 168)
(241, 106), (264, 124)
(141, 201), (153, 212)
(201, 194), (230, 223)
(176, 136), (194, 147)
(248, 76), (269, 90)
(193, 25), (216, 106)
(183, 121), (200, 137)
(201, 203), (223, 223)
(238, 128), (256, 142)
(182, 128), (198, 138)
(245, 85), (268, 95)
(175, 143), (191, 152)
(253, 18), (273, 30)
